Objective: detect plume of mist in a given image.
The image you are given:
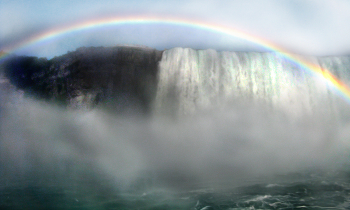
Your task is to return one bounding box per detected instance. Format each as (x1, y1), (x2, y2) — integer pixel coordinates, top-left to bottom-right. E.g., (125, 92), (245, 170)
(1, 85), (350, 192)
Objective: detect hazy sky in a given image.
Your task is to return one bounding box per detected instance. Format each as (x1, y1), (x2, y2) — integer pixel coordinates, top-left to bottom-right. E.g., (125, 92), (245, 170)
(1, 0), (350, 57)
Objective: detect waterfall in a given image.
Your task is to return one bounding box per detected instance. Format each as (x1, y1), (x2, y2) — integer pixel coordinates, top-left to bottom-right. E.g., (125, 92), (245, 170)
(155, 48), (350, 120)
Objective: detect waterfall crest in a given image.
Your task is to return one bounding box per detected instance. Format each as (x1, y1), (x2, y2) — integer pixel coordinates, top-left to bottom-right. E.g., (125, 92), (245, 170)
(155, 48), (350, 120)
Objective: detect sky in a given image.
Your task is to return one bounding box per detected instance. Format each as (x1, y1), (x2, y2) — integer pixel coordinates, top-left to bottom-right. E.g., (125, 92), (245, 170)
(1, 0), (350, 58)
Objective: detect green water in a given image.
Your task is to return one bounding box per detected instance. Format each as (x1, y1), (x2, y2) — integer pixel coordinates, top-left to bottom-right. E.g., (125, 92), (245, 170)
(1, 169), (350, 210)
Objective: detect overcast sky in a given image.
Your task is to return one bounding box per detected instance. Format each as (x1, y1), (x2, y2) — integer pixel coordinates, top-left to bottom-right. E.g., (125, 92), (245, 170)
(1, 0), (350, 58)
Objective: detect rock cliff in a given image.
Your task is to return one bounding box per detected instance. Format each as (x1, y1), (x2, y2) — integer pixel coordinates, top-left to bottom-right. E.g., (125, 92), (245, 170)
(2, 46), (163, 113)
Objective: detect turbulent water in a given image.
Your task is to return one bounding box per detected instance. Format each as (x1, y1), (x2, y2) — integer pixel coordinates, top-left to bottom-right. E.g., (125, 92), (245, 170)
(1, 47), (350, 209)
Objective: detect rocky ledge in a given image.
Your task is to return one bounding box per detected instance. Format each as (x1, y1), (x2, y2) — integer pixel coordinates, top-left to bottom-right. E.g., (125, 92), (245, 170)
(1, 46), (163, 113)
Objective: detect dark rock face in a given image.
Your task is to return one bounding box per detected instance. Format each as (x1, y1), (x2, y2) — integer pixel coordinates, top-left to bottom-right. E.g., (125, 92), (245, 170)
(2, 46), (163, 113)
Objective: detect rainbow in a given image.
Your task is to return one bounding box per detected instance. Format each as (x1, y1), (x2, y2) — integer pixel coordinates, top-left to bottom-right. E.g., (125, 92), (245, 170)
(1, 16), (350, 103)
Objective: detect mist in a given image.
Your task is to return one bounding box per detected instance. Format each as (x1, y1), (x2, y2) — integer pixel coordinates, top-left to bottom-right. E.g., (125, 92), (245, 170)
(1, 83), (349, 194)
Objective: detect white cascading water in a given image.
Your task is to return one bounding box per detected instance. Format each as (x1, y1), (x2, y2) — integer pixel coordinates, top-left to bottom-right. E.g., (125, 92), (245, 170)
(155, 47), (350, 121)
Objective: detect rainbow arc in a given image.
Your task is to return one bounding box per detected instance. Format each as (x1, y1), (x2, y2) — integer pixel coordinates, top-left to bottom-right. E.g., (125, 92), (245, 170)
(1, 16), (350, 103)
